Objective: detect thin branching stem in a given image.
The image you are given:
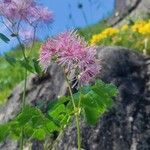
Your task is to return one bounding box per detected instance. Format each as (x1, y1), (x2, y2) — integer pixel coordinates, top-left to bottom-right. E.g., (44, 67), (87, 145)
(16, 36), (28, 150)
(63, 69), (81, 150)
(16, 36), (26, 60)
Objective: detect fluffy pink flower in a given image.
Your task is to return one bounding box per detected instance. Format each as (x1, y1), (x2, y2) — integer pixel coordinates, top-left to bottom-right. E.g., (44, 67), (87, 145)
(0, 0), (53, 24)
(38, 6), (53, 23)
(19, 28), (34, 43)
(80, 64), (100, 84)
(4, 0), (11, 2)
(39, 38), (58, 69)
(56, 31), (87, 69)
(0, 0), (53, 46)
(0, 2), (17, 20)
(0, 0), (35, 20)
(39, 31), (100, 84)
(79, 46), (100, 84)
(28, 6), (53, 25)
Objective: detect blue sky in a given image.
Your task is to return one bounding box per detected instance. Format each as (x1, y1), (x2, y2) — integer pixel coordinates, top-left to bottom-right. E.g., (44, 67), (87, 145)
(0, 0), (114, 54)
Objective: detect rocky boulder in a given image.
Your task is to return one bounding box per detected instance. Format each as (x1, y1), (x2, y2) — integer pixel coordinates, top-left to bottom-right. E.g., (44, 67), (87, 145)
(53, 47), (150, 150)
(108, 0), (150, 26)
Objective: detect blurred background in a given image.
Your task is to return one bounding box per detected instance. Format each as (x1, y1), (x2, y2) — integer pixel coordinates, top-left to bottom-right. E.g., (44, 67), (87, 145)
(0, 0), (114, 53)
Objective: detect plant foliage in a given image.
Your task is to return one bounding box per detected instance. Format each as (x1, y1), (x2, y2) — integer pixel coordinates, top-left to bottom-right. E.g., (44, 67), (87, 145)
(0, 80), (118, 142)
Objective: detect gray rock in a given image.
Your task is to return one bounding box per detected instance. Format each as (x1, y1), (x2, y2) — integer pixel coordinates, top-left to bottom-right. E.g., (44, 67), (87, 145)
(54, 47), (150, 150)
(0, 64), (67, 123)
(108, 0), (150, 26)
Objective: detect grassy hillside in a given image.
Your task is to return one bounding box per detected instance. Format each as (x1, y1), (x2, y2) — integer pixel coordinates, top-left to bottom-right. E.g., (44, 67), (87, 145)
(90, 19), (150, 53)
(0, 43), (41, 104)
(0, 16), (150, 104)
(79, 20), (108, 41)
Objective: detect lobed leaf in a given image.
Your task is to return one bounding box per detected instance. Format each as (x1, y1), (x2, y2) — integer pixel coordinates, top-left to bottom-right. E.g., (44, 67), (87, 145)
(84, 106), (100, 125)
(0, 124), (10, 142)
(32, 58), (42, 74)
(18, 58), (34, 73)
(32, 129), (46, 140)
(4, 54), (17, 66)
(80, 80), (118, 125)
(0, 33), (10, 43)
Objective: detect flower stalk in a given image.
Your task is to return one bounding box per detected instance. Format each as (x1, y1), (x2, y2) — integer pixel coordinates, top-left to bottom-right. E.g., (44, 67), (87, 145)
(16, 36), (28, 150)
(39, 30), (100, 149)
(63, 71), (81, 150)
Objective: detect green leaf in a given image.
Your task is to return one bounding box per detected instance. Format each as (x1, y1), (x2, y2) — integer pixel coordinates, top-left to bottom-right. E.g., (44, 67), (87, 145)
(80, 80), (118, 125)
(16, 106), (35, 126)
(48, 96), (70, 112)
(10, 33), (18, 37)
(84, 106), (99, 125)
(60, 114), (70, 127)
(32, 58), (42, 74)
(9, 121), (21, 139)
(48, 101), (72, 129)
(16, 106), (47, 127)
(92, 80), (118, 97)
(0, 124), (10, 142)
(30, 115), (49, 128)
(32, 129), (46, 140)
(0, 106), (62, 142)
(79, 85), (91, 94)
(4, 54), (17, 66)
(19, 58), (34, 73)
(49, 104), (66, 118)
(23, 124), (34, 138)
(0, 33), (10, 43)
(45, 121), (59, 132)
(103, 83), (118, 97)
(81, 93), (99, 108)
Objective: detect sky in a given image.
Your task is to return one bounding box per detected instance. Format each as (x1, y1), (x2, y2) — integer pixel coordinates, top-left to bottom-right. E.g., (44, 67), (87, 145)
(0, 0), (114, 54)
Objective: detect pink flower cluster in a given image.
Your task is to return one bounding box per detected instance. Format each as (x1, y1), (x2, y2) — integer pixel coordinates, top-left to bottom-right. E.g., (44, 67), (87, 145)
(0, 0), (53, 25)
(39, 31), (100, 84)
(0, 0), (53, 44)
(19, 28), (34, 44)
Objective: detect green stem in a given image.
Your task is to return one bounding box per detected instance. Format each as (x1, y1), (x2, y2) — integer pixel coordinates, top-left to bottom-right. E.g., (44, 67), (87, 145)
(20, 71), (27, 150)
(66, 78), (76, 109)
(16, 36), (26, 60)
(63, 71), (81, 150)
(20, 127), (24, 150)
(75, 114), (81, 150)
(16, 36), (28, 150)
(22, 69), (27, 110)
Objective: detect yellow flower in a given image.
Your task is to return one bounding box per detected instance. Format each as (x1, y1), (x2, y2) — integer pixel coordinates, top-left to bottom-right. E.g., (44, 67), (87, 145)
(131, 20), (150, 35)
(121, 24), (129, 31)
(90, 27), (119, 45)
(138, 22), (150, 35)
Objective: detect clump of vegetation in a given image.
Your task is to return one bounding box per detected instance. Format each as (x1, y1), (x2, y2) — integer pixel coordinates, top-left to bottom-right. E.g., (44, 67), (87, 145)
(0, 80), (118, 149)
(90, 19), (150, 54)
(0, 43), (41, 104)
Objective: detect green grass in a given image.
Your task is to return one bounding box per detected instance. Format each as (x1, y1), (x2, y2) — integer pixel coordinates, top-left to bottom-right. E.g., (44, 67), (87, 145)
(90, 21), (150, 54)
(0, 42), (41, 104)
(86, 15), (150, 54)
(79, 20), (108, 41)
